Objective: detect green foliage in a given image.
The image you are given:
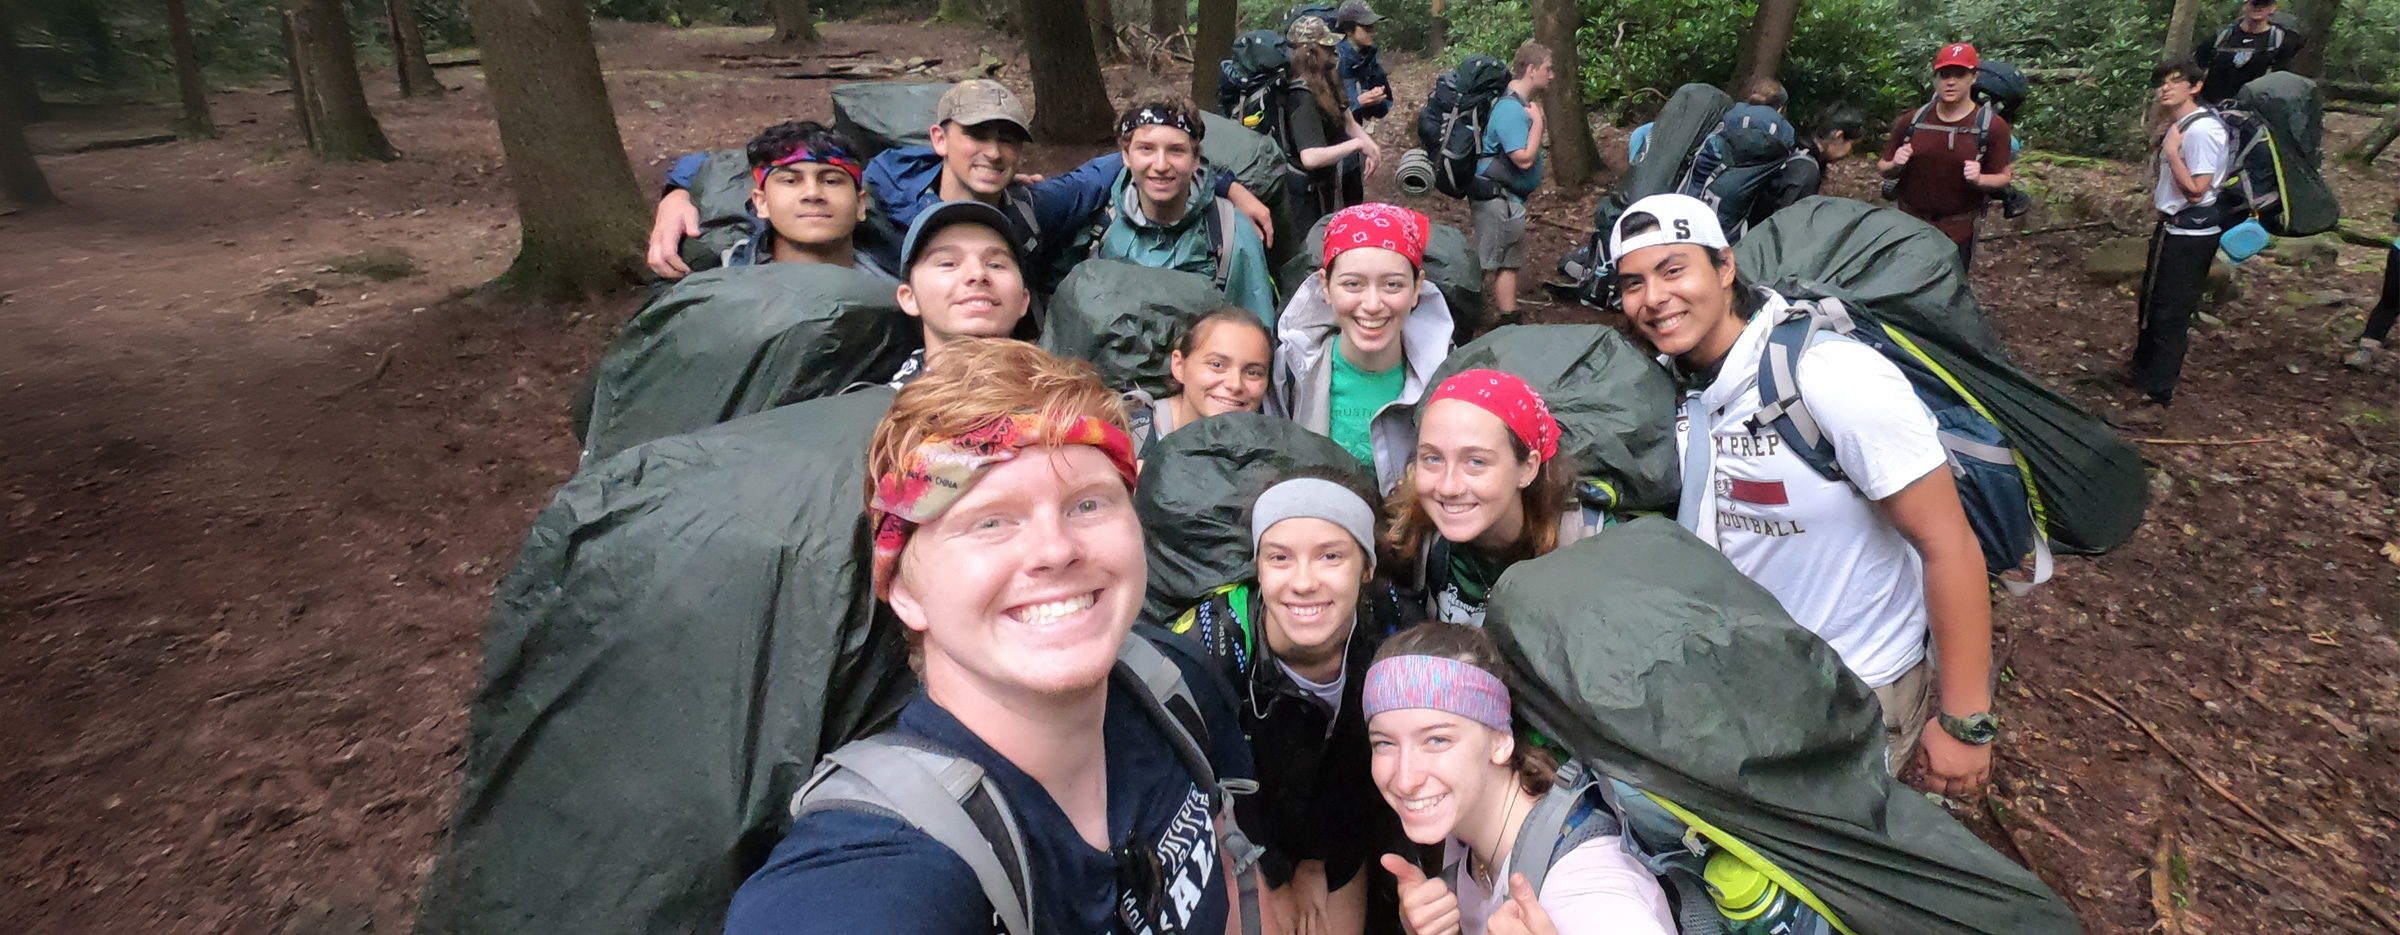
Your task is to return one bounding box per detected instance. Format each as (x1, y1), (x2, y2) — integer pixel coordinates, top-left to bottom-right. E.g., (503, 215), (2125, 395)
(1234, 0), (1435, 50)
(5, 0), (472, 99)
(2327, 0), (2400, 85)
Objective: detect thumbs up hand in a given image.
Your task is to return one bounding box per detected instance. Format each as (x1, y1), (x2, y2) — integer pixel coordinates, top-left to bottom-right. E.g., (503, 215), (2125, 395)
(1380, 853), (1461, 935)
(1485, 874), (1561, 935)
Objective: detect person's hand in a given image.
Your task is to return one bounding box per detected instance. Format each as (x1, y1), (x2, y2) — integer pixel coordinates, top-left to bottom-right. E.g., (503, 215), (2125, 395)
(1360, 137), (1384, 178)
(2163, 122), (2186, 158)
(646, 189), (700, 279)
(1485, 874), (1561, 935)
(1913, 721), (1993, 800)
(1359, 86), (1390, 106)
(1226, 185), (1275, 248)
(1892, 143), (1914, 166)
(1961, 162), (1984, 187)
(1288, 862), (1331, 935)
(1014, 172), (1047, 185)
(1381, 854), (1460, 935)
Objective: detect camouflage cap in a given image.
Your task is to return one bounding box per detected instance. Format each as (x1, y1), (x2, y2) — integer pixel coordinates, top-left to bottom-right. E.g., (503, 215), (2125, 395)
(1288, 15), (1341, 47)
(937, 80), (1032, 137)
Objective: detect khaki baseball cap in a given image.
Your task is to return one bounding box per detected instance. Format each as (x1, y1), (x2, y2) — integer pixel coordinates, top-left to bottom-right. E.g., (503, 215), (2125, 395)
(937, 80), (1032, 137)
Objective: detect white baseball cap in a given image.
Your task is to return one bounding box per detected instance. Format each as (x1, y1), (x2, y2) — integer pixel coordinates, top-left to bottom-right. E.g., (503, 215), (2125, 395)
(1608, 193), (1729, 263)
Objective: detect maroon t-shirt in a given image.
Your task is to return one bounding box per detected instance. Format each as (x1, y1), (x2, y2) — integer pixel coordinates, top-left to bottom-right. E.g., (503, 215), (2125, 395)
(1882, 105), (2013, 243)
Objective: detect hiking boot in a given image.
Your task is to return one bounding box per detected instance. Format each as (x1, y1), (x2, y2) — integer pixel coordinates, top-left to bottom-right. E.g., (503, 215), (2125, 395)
(2001, 185), (2034, 220)
(2346, 338), (2383, 371)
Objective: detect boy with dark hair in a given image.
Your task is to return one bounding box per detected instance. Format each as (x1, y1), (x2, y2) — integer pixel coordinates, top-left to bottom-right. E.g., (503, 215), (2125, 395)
(2197, 0), (2302, 104)
(1475, 41), (1554, 320)
(1761, 106), (1864, 222)
(727, 121), (894, 279)
(2129, 58), (2232, 409)
(1333, 1), (1392, 206)
(1878, 43), (2014, 271)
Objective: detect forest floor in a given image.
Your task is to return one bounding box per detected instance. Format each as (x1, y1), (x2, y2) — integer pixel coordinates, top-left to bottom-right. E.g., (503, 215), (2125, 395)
(2, 18), (2396, 935)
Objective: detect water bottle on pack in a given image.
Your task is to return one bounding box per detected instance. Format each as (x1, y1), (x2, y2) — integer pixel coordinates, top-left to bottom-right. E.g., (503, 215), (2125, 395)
(1705, 849), (1833, 935)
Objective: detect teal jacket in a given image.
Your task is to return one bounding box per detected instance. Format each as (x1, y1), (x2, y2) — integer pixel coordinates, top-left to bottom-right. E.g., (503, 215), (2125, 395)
(1090, 166), (1279, 323)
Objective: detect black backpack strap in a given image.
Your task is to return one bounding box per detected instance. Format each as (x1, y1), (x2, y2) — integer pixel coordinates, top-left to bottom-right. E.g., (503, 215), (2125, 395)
(1113, 634), (1266, 935)
(1207, 197), (1238, 292)
(794, 736), (1037, 935)
(1743, 297), (1856, 483)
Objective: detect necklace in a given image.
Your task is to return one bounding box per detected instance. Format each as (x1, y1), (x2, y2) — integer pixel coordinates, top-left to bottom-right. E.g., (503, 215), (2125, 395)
(1469, 791), (1522, 890)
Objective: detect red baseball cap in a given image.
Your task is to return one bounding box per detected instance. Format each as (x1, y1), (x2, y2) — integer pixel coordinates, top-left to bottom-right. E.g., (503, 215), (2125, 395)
(1935, 42), (1979, 71)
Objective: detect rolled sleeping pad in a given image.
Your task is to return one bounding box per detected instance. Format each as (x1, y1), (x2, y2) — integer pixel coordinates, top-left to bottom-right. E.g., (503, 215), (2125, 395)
(1396, 147), (1436, 196)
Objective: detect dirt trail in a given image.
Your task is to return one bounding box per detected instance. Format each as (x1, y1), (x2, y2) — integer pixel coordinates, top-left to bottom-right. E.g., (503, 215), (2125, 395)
(0, 20), (2394, 935)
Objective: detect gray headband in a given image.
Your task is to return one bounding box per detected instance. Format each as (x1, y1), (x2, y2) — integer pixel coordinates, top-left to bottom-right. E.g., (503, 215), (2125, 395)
(1251, 478), (1378, 573)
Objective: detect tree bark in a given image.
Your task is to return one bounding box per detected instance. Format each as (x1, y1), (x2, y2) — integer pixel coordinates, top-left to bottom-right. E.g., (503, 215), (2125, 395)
(1086, 0), (1121, 63)
(1732, 0), (1800, 95)
(0, 22), (55, 206)
(2163, 0), (2202, 63)
(387, 0), (446, 97)
(1020, 0), (1116, 142)
(464, 0), (650, 300)
(934, 0), (980, 25)
(769, 0), (819, 44)
(2289, 0), (2338, 78)
(165, 0), (216, 137)
(1427, 0), (1446, 56)
(1533, 0), (1597, 188)
(2347, 106), (2400, 163)
(1189, 0), (1234, 107)
(0, 3), (46, 122)
(1148, 0), (1178, 45)
(284, 0), (398, 161)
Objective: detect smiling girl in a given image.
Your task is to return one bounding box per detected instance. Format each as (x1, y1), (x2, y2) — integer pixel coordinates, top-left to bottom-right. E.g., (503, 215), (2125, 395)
(1129, 308), (1275, 455)
(1388, 370), (1596, 626)
(1365, 622), (1673, 935)
(1273, 203), (1456, 490)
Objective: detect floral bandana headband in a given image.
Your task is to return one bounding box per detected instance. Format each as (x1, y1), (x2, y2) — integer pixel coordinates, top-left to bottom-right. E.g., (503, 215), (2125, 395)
(1362, 654), (1513, 733)
(1428, 369), (1560, 463)
(868, 411), (1140, 599)
(752, 144), (865, 189)
(1117, 105), (1204, 142)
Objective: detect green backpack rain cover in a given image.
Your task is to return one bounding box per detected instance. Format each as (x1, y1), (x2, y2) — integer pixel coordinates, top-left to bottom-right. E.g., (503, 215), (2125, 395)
(2227, 71), (2339, 237)
(1736, 196), (2146, 554)
(1278, 215), (1487, 342)
(417, 389), (914, 935)
(582, 263), (914, 463)
(1202, 110), (1290, 208)
(1425, 324), (1681, 514)
(1136, 412), (1374, 623)
(676, 147), (763, 274)
(830, 81), (947, 158)
(1041, 259), (1230, 398)
(1485, 518), (2082, 935)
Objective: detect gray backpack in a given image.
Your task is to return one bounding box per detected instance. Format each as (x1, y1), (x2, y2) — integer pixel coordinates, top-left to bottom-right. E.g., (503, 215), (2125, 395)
(791, 634), (1265, 935)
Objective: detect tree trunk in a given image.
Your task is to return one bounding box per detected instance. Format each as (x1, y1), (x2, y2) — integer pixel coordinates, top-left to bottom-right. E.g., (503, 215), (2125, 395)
(165, 0), (216, 137)
(0, 23), (55, 206)
(1148, 0), (1178, 45)
(769, 0), (819, 44)
(2290, 0), (2338, 78)
(1732, 0), (1799, 95)
(1427, 0), (1446, 56)
(934, 0), (979, 25)
(0, 3), (46, 122)
(463, 0), (650, 300)
(1189, 0), (1234, 107)
(387, 0), (446, 97)
(2347, 106), (2400, 163)
(1086, 0), (1120, 63)
(2163, 0), (2202, 63)
(283, 0), (398, 161)
(1020, 0), (1116, 142)
(1533, 0), (1597, 188)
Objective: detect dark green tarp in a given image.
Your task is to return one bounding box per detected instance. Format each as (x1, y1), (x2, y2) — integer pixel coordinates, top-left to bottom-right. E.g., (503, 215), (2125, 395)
(1425, 324), (1682, 513)
(582, 263), (915, 463)
(1041, 259), (1229, 398)
(830, 81), (946, 157)
(1202, 110), (1289, 207)
(1486, 517), (2081, 935)
(1136, 412), (1374, 623)
(1278, 215), (1487, 342)
(2233, 72), (2340, 236)
(1736, 196), (2147, 554)
(417, 389), (914, 935)
(1596, 83), (1734, 242)
(677, 147), (763, 274)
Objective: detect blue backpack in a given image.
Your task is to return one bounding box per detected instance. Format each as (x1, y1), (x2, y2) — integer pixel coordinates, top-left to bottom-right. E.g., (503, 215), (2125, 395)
(1747, 296), (2052, 591)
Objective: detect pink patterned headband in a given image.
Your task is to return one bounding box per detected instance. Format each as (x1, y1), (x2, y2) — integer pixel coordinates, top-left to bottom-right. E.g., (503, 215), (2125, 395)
(1362, 655), (1512, 733)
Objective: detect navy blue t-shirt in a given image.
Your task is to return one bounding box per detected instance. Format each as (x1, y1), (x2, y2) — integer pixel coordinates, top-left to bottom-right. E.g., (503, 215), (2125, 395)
(726, 636), (1253, 935)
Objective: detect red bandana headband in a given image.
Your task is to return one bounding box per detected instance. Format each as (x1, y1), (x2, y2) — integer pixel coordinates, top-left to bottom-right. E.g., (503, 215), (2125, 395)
(1429, 369), (1560, 463)
(868, 411), (1140, 599)
(752, 144), (865, 189)
(1322, 203), (1429, 271)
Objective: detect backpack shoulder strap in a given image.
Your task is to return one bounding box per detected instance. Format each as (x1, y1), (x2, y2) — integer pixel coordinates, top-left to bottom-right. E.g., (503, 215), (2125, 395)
(1113, 634), (1267, 935)
(1974, 102), (1994, 156)
(1207, 197), (1238, 292)
(1745, 296), (1857, 483)
(1506, 759), (1618, 897)
(794, 736), (1036, 935)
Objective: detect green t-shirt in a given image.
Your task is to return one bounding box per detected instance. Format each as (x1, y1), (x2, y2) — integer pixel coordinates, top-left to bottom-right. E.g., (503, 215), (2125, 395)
(1327, 337), (1405, 468)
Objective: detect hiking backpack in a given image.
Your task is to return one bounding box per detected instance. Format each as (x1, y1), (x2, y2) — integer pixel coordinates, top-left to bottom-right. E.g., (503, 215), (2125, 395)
(1972, 61), (2029, 123)
(1220, 31), (1296, 133)
(1676, 103), (1798, 240)
(1414, 56), (1514, 199)
(1742, 296), (2052, 591)
(2187, 73), (2340, 237)
(792, 633), (1266, 935)
(1285, 2), (1338, 30)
